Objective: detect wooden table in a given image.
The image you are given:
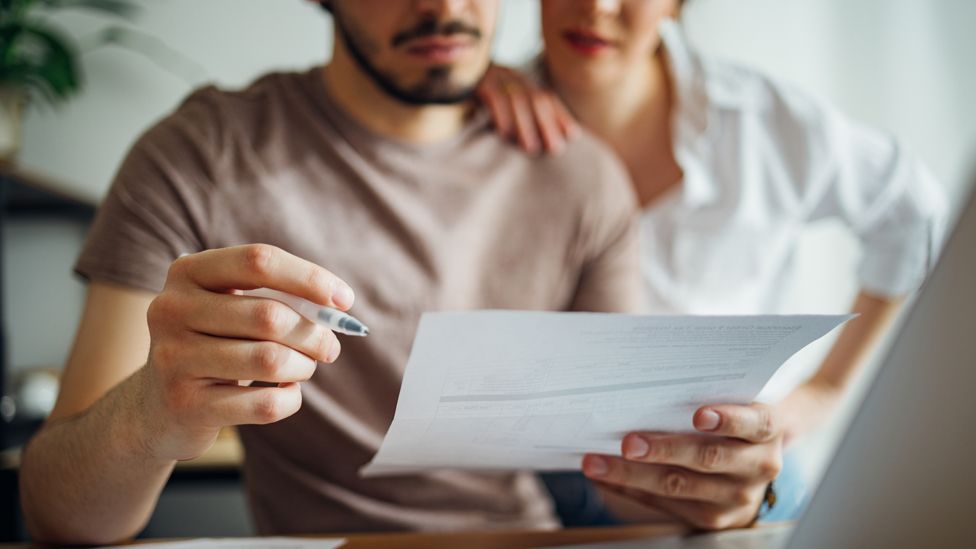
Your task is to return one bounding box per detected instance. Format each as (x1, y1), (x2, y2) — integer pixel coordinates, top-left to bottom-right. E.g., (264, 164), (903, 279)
(0, 524), (692, 548)
(327, 524), (687, 548)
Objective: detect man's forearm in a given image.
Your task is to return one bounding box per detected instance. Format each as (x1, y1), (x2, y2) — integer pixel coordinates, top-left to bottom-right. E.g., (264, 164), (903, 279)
(20, 367), (175, 545)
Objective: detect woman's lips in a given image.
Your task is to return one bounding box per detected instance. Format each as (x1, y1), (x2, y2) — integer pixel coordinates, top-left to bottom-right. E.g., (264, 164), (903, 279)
(562, 29), (616, 56)
(404, 37), (472, 63)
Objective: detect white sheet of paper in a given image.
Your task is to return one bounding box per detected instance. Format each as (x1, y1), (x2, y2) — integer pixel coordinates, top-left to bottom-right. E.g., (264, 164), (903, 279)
(106, 538), (345, 549)
(362, 311), (852, 476)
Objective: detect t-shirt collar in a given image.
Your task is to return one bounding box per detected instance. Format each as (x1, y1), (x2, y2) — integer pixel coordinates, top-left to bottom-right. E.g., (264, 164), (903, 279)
(305, 66), (491, 158)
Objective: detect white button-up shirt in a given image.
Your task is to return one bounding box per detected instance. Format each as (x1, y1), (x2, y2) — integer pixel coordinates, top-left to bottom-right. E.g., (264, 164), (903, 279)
(643, 20), (949, 316)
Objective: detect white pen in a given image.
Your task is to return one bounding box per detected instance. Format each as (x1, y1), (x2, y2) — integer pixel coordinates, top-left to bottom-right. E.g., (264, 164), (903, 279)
(243, 287), (370, 337)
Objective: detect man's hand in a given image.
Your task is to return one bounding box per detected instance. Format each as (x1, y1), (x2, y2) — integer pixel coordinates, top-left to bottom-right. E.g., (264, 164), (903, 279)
(582, 403), (784, 530)
(137, 244), (355, 462)
(774, 380), (843, 446)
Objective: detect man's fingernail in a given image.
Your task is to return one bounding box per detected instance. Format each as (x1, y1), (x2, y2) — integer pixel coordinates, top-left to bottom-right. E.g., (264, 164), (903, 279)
(584, 456), (609, 478)
(698, 409), (721, 431)
(624, 437), (650, 459)
(327, 338), (341, 363)
(333, 282), (355, 309)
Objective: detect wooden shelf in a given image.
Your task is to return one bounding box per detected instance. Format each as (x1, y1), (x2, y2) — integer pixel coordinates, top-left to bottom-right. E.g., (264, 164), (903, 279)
(0, 163), (96, 218)
(175, 428), (244, 470)
(0, 162), (96, 206)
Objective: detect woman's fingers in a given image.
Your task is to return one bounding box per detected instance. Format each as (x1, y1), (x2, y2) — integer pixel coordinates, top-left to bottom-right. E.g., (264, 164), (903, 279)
(478, 64), (579, 155)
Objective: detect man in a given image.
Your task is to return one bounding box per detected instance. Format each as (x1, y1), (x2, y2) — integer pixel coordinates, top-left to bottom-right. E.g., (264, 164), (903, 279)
(19, 0), (641, 543)
(20, 0), (784, 543)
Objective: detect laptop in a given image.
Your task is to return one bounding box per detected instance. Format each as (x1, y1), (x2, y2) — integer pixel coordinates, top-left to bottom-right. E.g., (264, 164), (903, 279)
(552, 181), (976, 549)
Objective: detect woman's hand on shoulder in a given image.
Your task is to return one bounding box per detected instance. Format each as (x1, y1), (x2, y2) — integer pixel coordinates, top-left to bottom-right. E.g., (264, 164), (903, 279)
(477, 64), (579, 155)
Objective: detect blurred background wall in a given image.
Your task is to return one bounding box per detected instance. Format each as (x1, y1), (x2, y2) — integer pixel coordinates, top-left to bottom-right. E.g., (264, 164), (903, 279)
(4, 0), (975, 537)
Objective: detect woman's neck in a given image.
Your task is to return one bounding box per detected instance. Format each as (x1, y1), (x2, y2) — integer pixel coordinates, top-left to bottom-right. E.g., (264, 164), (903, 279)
(554, 52), (670, 146)
(552, 51), (682, 208)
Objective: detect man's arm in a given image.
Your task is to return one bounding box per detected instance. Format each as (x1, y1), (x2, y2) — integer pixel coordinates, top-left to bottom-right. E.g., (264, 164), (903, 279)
(20, 246), (351, 544)
(565, 137), (645, 315)
(20, 282), (168, 544)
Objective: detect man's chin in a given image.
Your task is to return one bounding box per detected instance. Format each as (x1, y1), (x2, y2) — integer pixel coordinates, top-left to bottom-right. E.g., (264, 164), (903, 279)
(382, 77), (480, 106)
(397, 88), (478, 106)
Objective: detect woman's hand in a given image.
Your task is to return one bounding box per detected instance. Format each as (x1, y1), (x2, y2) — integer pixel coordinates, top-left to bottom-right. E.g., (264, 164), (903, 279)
(477, 64), (579, 155)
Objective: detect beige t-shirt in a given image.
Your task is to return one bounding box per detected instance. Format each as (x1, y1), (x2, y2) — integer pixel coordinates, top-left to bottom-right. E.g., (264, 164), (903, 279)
(74, 67), (643, 534)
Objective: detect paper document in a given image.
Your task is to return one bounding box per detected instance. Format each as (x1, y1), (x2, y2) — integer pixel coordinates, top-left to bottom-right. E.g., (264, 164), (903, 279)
(106, 538), (344, 548)
(363, 311), (851, 476)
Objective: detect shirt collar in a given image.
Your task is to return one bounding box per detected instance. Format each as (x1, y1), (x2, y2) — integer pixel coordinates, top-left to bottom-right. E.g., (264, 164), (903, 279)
(660, 18), (710, 137)
(658, 18), (723, 208)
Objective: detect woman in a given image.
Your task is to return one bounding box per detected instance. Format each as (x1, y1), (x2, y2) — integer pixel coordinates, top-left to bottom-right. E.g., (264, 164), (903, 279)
(479, 0), (948, 530)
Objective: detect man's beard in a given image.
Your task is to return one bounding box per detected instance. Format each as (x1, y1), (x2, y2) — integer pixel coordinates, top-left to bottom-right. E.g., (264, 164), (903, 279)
(332, 13), (484, 106)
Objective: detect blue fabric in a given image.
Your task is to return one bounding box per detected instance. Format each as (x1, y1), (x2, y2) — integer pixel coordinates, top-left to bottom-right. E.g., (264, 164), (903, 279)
(760, 451), (809, 522)
(539, 471), (624, 527)
(540, 452), (809, 527)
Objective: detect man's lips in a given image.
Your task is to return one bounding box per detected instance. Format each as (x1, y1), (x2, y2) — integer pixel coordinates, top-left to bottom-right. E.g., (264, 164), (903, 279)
(403, 36), (473, 63)
(563, 29), (617, 56)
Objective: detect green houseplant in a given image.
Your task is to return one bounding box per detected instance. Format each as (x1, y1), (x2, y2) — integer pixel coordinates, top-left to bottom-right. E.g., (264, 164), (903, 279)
(0, 0), (139, 160)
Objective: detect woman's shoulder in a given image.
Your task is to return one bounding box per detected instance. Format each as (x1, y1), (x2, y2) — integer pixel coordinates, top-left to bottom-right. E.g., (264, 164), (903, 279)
(696, 54), (840, 140)
(688, 51), (882, 182)
(661, 23), (860, 178)
(677, 48), (899, 204)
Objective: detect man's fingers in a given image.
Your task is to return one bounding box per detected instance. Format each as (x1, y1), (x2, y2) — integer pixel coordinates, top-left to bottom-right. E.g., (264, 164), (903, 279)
(170, 245), (355, 310)
(694, 403), (782, 444)
(165, 333), (319, 384)
(205, 382), (304, 426)
(172, 290), (340, 364)
(597, 482), (756, 531)
(582, 454), (760, 506)
(620, 433), (782, 479)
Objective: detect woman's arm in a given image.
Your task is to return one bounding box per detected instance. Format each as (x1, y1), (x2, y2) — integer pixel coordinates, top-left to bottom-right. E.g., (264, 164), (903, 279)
(776, 290), (903, 445)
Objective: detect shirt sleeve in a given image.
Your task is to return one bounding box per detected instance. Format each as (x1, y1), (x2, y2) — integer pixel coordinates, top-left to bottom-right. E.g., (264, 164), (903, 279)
(793, 97), (950, 298)
(566, 140), (646, 314)
(73, 88), (224, 293)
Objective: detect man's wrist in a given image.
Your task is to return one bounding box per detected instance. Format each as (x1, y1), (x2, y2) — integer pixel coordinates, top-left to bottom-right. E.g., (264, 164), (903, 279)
(778, 380), (843, 444)
(748, 481), (778, 527)
(104, 367), (174, 466)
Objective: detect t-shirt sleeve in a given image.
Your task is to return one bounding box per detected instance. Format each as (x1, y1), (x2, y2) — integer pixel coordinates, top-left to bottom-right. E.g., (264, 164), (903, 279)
(567, 142), (645, 314)
(797, 103), (950, 297)
(74, 89), (223, 293)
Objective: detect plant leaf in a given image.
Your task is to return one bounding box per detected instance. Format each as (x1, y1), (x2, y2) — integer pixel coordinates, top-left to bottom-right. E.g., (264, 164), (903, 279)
(0, 21), (80, 106)
(28, 24), (80, 95)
